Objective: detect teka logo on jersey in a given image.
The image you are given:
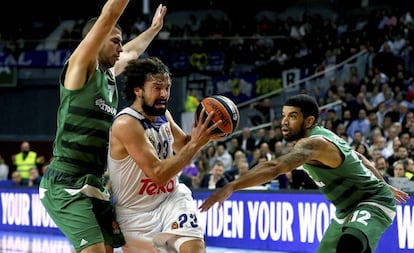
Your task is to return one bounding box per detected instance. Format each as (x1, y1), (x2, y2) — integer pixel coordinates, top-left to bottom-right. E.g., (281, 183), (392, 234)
(138, 178), (175, 195)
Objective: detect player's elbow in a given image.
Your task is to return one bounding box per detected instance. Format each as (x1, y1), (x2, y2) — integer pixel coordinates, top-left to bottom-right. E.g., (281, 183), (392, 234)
(148, 170), (170, 186)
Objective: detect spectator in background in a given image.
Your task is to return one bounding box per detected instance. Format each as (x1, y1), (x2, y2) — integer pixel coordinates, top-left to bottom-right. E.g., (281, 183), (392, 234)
(0, 154), (9, 181)
(259, 142), (274, 161)
(205, 144), (217, 168)
(184, 89), (200, 112)
(327, 109), (342, 132)
(253, 128), (267, 148)
(210, 142), (233, 172)
(12, 141), (37, 181)
(344, 92), (372, 121)
(354, 143), (373, 161)
(403, 158), (414, 180)
(200, 160), (229, 189)
(384, 100), (400, 123)
(224, 150), (248, 182)
(228, 136), (243, 159)
(273, 140), (286, 158)
(398, 131), (411, 148)
(193, 153), (210, 189)
(375, 101), (388, 127)
(400, 11), (414, 25)
(392, 160), (407, 178)
(385, 123), (401, 153)
(27, 167), (42, 187)
(346, 108), (371, 138)
(349, 130), (365, 147)
(11, 171), (26, 186)
(268, 125), (283, 153)
(375, 156), (391, 183)
(237, 127), (256, 154)
(248, 148), (262, 168)
(233, 159), (250, 180)
(341, 109), (353, 132)
(389, 145), (410, 171)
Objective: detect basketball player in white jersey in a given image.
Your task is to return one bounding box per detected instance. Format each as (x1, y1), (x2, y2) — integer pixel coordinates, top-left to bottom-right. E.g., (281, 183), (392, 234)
(107, 57), (223, 253)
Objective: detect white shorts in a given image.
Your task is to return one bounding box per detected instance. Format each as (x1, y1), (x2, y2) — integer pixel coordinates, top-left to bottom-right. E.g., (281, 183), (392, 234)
(118, 184), (205, 253)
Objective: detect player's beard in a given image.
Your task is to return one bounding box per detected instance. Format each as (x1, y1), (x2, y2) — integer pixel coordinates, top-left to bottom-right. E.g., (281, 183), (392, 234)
(142, 98), (167, 116)
(283, 124), (306, 142)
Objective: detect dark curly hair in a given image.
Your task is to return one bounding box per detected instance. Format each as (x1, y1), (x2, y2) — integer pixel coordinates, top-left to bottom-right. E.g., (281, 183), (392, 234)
(122, 56), (171, 101)
(284, 94), (319, 122)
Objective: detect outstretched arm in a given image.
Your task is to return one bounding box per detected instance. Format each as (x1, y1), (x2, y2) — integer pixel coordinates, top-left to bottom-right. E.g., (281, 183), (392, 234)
(66, 0), (130, 90)
(115, 4), (167, 75)
(199, 137), (324, 212)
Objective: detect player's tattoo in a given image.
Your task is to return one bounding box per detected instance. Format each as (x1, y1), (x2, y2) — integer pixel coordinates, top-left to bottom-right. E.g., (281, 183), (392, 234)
(280, 139), (315, 166)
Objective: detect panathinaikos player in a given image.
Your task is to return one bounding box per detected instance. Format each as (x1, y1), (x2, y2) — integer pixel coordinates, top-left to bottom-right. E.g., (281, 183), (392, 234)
(200, 94), (410, 253)
(38, 2), (167, 253)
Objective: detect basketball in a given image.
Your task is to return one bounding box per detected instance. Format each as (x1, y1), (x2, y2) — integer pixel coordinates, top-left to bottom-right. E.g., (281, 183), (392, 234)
(195, 95), (240, 140)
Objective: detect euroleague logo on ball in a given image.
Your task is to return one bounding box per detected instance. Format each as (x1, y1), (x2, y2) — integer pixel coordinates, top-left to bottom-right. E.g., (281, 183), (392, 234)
(195, 95), (240, 140)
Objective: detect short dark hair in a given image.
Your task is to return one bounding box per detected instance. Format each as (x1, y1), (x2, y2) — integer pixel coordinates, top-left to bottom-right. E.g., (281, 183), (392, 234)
(284, 94), (319, 121)
(81, 17), (122, 38)
(213, 160), (224, 167)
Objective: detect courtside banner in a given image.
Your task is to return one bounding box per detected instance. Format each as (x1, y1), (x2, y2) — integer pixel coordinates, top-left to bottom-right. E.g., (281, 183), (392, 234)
(194, 190), (414, 253)
(0, 187), (413, 252)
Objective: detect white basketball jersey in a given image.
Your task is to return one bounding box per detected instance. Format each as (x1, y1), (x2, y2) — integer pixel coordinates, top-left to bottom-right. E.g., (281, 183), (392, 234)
(108, 107), (179, 214)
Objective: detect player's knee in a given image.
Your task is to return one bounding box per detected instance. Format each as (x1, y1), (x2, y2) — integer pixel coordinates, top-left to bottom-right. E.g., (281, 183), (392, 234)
(336, 227), (369, 253)
(169, 236), (205, 253)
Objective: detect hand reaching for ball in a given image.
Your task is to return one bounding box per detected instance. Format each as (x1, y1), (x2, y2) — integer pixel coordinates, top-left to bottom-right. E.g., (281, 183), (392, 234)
(194, 95), (240, 141)
(191, 107), (224, 146)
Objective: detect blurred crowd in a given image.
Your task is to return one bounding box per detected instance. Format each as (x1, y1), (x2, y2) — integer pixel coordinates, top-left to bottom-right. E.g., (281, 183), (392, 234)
(1, 4), (414, 191)
(1, 6), (414, 77)
(0, 141), (52, 188)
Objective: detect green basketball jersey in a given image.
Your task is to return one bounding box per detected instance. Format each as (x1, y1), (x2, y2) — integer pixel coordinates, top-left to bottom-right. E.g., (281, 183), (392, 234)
(49, 65), (118, 176)
(302, 126), (395, 219)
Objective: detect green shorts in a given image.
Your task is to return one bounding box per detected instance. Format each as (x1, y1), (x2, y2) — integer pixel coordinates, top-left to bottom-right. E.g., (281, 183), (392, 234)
(39, 167), (115, 252)
(317, 202), (395, 253)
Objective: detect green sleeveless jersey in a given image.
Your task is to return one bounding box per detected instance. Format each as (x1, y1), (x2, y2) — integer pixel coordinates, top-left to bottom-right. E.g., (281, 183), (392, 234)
(302, 126), (395, 219)
(49, 65), (118, 176)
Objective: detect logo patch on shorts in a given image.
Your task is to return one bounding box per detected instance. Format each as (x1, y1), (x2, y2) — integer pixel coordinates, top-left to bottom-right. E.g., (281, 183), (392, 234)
(171, 222), (178, 230)
(80, 238), (88, 247)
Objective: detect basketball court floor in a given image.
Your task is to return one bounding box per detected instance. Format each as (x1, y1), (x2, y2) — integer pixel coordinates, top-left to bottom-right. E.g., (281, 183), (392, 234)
(0, 231), (289, 253)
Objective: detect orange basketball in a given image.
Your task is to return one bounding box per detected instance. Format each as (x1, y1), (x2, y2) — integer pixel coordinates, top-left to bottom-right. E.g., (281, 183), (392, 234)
(195, 95), (240, 140)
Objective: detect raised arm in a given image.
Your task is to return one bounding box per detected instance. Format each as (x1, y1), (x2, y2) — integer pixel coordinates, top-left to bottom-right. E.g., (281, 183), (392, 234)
(114, 4), (167, 76)
(66, 0), (130, 90)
